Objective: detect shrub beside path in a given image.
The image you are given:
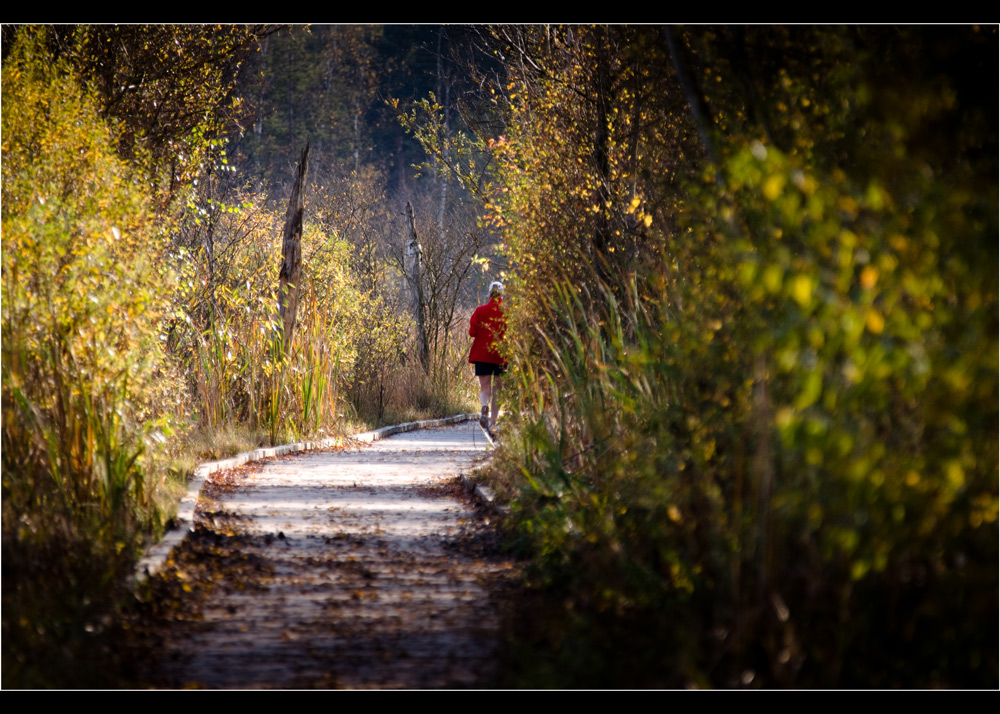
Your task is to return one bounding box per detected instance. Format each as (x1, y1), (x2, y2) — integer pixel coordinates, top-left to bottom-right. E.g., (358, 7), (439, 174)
(132, 419), (515, 689)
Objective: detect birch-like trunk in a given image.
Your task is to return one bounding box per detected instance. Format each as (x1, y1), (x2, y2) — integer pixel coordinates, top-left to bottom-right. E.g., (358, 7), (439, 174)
(405, 201), (429, 369)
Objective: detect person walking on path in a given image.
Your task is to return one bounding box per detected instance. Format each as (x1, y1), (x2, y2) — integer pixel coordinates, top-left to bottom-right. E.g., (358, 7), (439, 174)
(469, 281), (507, 432)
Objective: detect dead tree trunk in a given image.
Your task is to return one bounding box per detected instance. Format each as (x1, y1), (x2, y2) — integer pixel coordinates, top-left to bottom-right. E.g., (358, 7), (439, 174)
(405, 201), (429, 369)
(278, 143), (310, 354)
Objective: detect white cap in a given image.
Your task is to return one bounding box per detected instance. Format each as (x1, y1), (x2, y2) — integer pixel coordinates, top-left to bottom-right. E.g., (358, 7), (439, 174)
(488, 281), (504, 295)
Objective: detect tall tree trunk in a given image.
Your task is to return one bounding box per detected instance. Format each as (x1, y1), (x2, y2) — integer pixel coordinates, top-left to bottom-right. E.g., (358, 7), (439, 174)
(278, 143), (310, 354)
(663, 25), (719, 169)
(405, 201), (429, 370)
(436, 26), (449, 248)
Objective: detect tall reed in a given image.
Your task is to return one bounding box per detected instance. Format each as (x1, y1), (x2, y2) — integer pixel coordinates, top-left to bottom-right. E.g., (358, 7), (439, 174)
(499, 225), (996, 686)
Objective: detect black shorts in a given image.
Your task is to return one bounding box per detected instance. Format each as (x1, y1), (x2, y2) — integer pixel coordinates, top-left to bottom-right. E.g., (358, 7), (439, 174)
(473, 361), (507, 377)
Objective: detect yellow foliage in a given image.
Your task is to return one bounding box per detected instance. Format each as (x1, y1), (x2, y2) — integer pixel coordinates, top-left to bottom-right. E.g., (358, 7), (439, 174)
(2, 27), (182, 541)
(763, 173), (786, 200)
(791, 274), (813, 306)
(865, 308), (885, 334)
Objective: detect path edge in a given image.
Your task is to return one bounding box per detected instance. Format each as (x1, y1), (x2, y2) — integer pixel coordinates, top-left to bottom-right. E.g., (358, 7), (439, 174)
(134, 413), (479, 582)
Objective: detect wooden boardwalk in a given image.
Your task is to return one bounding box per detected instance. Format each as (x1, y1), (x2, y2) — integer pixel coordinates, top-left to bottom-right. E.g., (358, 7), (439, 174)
(134, 423), (515, 689)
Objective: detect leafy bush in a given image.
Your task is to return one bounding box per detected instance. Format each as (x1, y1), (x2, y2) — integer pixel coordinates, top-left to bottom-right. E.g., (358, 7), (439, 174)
(2, 27), (181, 551)
(2, 28), (187, 687)
(485, 26), (997, 687)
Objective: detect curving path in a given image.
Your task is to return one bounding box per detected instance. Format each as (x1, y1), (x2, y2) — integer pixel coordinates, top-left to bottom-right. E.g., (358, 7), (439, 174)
(135, 421), (514, 689)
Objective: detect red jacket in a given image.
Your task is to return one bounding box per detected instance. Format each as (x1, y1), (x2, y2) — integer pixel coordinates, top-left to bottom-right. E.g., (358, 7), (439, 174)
(468, 297), (507, 365)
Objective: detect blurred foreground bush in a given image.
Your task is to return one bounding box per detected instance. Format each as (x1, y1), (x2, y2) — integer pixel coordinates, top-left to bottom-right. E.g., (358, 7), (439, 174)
(488, 26), (997, 687)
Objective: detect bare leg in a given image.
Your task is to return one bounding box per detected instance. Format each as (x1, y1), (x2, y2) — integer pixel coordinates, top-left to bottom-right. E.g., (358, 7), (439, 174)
(478, 375), (493, 407)
(478, 375), (492, 427)
(490, 376), (502, 427)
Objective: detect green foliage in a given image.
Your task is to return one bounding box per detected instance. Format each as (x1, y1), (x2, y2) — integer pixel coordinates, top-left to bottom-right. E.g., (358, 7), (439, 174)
(469, 26), (696, 320)
(1, 28), (188, 687)
(397, 92), (496, 203)
(714, 138), (996, 579)
(173, 168), (443, 441)
(2, 27), (181, 547)
(486, 25), (997, 687)
(3, 25), (442, 689)
(68, 24), (264, 211)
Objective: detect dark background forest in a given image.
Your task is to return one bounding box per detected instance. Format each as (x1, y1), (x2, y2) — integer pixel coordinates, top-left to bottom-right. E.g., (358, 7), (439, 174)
(2, 24), (997, 688)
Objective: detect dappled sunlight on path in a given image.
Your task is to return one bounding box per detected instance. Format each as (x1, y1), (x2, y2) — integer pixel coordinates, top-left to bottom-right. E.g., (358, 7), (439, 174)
(134, 423), (515, 689)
